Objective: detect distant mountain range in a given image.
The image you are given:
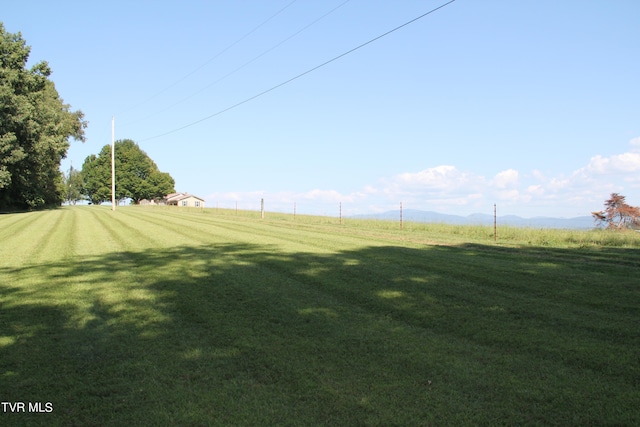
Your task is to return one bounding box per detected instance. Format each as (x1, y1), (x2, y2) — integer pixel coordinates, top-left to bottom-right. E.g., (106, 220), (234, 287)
(352, 209), (596, 229)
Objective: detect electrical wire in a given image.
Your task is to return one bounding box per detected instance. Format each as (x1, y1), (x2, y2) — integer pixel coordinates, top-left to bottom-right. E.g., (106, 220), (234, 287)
(139, 0), (456, 142)
(124, 0), (351, 129)
(121, 0), (299, 115)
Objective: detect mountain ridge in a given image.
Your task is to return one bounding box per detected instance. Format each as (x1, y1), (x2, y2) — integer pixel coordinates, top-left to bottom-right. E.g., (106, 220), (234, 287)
(352, 209), (595, 229)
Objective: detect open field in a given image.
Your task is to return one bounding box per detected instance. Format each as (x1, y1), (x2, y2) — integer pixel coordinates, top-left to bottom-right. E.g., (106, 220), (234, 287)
(1, 206), (639, 426)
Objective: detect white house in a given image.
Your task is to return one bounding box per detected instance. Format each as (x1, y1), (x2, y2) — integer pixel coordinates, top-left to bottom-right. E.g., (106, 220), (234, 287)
(164, 192), (205, 208)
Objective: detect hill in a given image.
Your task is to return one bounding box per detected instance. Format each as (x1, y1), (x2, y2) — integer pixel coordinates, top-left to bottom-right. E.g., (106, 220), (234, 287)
(353, 209), (595, 229)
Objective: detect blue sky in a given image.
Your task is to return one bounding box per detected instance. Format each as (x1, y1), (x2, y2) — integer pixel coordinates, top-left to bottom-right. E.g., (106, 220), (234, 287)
(3, 0), (639, 217)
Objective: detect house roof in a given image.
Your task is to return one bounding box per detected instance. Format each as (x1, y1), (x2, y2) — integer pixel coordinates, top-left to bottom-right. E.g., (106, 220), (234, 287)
(165, 192), (204, 202)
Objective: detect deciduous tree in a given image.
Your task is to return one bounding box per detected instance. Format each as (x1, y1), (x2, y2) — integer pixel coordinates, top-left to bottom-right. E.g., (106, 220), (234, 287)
(80, 139), (175, 205)
(0, 23), (86, 210)
(592, 193), (640, 230)
(81, 154), (110, 205)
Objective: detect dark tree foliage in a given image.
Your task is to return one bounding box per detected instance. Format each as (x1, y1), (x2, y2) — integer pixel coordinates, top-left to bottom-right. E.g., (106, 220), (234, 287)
(81, 154), (110, 205)
(592, 193), (640, 230)
(81, 139), (175, 205)
(0, 23), (86, 210)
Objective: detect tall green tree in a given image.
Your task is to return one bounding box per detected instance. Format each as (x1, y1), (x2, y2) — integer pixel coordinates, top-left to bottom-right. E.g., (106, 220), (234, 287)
(81, 139), (175, 205)
(0, 23), (86, 210)
(81, 154), (110, 205)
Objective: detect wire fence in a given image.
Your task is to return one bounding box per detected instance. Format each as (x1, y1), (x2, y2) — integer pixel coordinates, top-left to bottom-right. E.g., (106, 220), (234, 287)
(150, 198), (594, 231)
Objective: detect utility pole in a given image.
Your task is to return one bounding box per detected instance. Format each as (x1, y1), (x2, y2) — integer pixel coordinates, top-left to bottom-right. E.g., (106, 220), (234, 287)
(111, 116), (116, 211)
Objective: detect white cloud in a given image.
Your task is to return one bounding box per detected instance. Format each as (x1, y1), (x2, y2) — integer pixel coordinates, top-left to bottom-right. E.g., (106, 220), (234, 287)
(393, 165), (474, 189)
(581, 138), (640, 175)
(502, 141), (640, 215)
(367, 165), (496, 214)
(363, 185), (378, 194)
(503, 190), (530, 203)
(548, 177), (571, 191)
(204, 138), (640, 218)
(492, 169), (519, 188)
(532, 169), (546, 181)
(383, 165), (483, 198)
(584, 152), (640, 174)
(527, 184), (544, 196)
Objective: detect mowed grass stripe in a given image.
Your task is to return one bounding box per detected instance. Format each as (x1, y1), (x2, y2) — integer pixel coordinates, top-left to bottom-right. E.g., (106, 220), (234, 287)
(331, 244), (636, 379)
(122, 207), (323, 249)
(85, 210), (467, 414)
(0, 210), (44, 242)
(0, 210), (51, 263)
(120, 207), (640, 407)
(71, 206), (121, 257)
(94, 207), (169, 249)
(1, 206), (638, 425)
(127, 206), (395, 254)
(81, 206), (203, 252)
(0, 209), (71, 267)
(116, 208), (377, 320)
(115, 207), (230, 247)
(67, 207), (640, 379)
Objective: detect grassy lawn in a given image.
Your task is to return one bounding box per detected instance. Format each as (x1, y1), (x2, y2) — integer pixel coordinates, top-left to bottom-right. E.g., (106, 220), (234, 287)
(1, 206), (638, 426)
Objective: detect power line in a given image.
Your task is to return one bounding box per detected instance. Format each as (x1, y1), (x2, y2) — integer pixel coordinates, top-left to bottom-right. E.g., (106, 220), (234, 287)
(121, 0), (299, 115)
(139, 0), (456, 142)
(124, 0), (351, 129)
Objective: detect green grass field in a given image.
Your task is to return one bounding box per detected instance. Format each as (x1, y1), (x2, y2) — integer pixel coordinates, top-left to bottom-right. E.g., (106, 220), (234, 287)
(1, 206), (638, 426)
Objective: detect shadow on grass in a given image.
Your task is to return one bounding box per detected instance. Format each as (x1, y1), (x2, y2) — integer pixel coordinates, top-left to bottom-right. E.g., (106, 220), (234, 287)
(1, 242), (639, 426)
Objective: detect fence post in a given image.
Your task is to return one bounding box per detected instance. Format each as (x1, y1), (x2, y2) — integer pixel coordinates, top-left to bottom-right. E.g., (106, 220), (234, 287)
(400, 202), (403, 230)
(494, 204), (497, 242)
(339, 202), (342, 225)
(261, 198), (264, 220)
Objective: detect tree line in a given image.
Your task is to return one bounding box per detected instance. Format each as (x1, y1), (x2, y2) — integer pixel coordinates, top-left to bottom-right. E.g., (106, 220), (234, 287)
(0, 23), (86, 210)
(1, 23), (174, 210)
